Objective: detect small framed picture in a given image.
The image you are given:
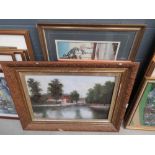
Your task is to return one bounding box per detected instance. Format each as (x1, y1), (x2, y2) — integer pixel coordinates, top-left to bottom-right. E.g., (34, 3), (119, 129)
(0, 29), (34, 60)
(125, 54), (155, 131)
(37, 23), (145, 61)
(1, 61), (139, 131)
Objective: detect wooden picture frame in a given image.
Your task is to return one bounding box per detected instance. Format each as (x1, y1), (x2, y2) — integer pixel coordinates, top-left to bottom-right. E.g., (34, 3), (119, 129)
(0, 49), (29, 61)
(125, 54), (155, 131)
(1, 61), (139, 131)
(0, 67), (18, 119)
(37, 23), (145, 61)
(0, 30), (34, 60)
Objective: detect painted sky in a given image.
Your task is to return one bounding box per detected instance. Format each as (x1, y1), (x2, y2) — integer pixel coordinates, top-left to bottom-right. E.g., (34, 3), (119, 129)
(25, 75), (115, 98)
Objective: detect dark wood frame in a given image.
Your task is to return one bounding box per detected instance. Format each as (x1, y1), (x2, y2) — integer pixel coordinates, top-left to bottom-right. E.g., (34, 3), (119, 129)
(1, 61), (139, 131)
(37, 23), (145, 61)
(0, 30), (34, 60)
(124, 54), (155, 131)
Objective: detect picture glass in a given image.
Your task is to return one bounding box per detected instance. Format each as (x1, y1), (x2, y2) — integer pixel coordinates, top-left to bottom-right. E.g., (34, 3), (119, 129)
(44, 28), (137, 61)
(130, 81), (155, 127)
(55, 40), (120, 60)
(23, 74), (116, 121)
(0, 35), (27, 50)
(0, 73), (17, 117)
(0, 55), (13, 61)
(15, 54), (23, 61)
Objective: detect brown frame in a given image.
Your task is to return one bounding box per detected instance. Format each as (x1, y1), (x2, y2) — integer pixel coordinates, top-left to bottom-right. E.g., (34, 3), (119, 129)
(37, 23), (145, 61)
(0, 30), (34, 60)
(0, 67), (18, 119)
(1, 61), (139, 131)
(0, 49), (29, 61)
(124, 54), (155, 131)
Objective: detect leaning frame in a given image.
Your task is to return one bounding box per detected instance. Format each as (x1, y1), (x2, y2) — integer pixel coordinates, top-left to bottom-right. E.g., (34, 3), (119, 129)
(37, 23), (145, 61)
(1, 61), (139, 132)
(125, 54), (155, 131)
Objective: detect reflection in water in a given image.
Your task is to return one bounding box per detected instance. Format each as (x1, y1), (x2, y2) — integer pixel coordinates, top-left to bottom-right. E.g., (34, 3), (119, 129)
(33, 105), (109, 120)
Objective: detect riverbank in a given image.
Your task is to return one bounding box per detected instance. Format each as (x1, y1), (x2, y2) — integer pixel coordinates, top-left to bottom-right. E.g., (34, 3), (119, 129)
(32, 103), (110, 110)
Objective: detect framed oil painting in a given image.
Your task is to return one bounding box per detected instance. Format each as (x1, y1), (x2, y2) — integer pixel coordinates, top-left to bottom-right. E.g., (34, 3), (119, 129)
(0, 30), (34, 60)
(125, 54), (155, 131)
(1, 61), (139, 131)
(37, 23), (145, 61)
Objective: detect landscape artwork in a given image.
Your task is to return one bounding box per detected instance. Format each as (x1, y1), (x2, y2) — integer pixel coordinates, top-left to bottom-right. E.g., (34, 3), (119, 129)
(55, 40), (120, 60)
(25, 75), (116, 120)
(0, 73), (17, 117)
(130, 82), (155, 127)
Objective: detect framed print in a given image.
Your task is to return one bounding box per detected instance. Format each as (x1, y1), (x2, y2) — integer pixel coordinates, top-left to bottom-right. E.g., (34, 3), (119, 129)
(37, 23), (145, 61)
(125, 54), (155, 131)
(1, 61), (139, 131)
(0, 30), (34, 60)
(0, 68), (18, 119)
(0, 49), (28, 61)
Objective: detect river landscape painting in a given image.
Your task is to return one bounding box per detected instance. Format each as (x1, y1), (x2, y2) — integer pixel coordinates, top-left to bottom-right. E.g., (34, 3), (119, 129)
(25, 75), (116, 120)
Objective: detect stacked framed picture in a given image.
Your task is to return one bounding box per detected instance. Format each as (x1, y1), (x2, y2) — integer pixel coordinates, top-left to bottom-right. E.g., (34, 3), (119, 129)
(0, 29), (34, 119)
(37, 23), (145, 61)
(0, 23), (146, 132)
(125, 54), (155, 130)
(0, 29), (34, 60)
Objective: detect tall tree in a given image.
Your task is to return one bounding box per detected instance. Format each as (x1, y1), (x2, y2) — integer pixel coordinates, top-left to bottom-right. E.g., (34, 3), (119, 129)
(47, 79), (63, 104)
(86, 88), (94, 104)
(70, 90), (80, 103)
(27, 78), (42, 103)
(86, 81), (115, 105)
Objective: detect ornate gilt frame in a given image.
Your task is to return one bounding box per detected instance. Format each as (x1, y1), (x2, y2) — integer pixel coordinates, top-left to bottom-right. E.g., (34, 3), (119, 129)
(37, 23), (145, 61)
(1, 61), (139, 131)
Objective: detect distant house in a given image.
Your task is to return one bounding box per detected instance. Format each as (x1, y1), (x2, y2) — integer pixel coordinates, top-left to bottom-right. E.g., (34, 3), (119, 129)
(46, 94), (71, 104)
(61, 94), (70, 104)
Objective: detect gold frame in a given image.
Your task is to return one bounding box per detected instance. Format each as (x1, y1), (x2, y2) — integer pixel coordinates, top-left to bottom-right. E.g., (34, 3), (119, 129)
(124, 54), (155, 131)
(37, 23), (145, 61)
(126, 77), (155, 131)
(1, 61), (139, 131)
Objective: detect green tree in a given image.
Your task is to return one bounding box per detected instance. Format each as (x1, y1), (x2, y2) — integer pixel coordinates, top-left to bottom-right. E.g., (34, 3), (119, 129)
(70, 90), (80, 103)
(86, 88), (95, 104)
(86, 81), (115, 105)
(47, 79), (63, 104)
(27, 78), (42, 103)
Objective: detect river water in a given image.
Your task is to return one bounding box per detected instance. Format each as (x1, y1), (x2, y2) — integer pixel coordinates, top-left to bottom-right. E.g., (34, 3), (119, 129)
(33, 105), (109, 120)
